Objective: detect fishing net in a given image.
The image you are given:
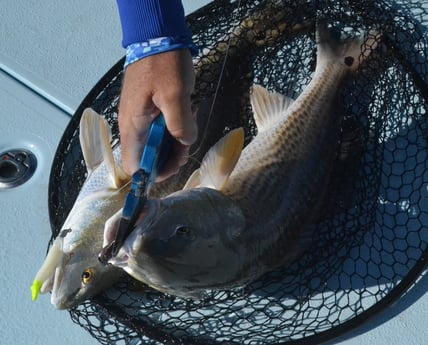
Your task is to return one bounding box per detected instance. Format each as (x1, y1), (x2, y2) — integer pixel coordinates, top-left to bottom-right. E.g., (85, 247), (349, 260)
(48, 0), (428, 344)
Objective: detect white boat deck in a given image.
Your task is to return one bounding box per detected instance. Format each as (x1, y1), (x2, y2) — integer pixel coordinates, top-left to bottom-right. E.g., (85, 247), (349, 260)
(1, 1), (427, 344)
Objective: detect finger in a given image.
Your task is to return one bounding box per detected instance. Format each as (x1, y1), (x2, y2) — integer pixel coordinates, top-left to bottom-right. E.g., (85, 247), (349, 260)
(119, 117), (149, 176)
(161, 97), (198, 146)
(118, 59), (161, 175)
(156, 141), (190, 182)
(156, 104), (197, 182)
(118, 92), (160, 175)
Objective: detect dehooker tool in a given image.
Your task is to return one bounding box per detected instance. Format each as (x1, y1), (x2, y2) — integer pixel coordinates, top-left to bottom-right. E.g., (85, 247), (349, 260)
(99, 114), (171, 264)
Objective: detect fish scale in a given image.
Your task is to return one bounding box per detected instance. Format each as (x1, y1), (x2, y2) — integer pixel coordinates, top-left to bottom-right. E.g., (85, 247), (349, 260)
(225, 63), (347, 221)
(230, 56), (376, 283)
(105, 26), (380, 298)
(231, 66), (350, 278)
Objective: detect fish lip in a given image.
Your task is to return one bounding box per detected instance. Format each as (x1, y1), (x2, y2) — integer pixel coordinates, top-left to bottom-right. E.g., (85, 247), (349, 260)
(112, 198), (162, 261)
(50, 266), (67, 309)
(49, 252), (78, 310)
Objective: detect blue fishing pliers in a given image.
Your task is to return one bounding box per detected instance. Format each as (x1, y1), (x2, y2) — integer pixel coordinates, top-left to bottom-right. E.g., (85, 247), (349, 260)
(99, 114), (171, 264)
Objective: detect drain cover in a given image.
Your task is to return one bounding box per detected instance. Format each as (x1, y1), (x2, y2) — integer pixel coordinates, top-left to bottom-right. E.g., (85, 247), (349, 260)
(0, 149), (37, 188)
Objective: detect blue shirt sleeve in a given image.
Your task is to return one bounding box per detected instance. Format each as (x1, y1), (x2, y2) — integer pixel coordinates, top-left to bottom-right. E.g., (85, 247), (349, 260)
(116, 0), (193, 48)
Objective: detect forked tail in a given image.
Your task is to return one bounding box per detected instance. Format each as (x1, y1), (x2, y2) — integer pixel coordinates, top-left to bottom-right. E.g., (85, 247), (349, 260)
(316, 24), (381, 73)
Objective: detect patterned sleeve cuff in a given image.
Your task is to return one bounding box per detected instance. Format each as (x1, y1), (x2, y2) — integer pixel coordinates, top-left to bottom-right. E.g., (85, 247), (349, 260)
(124, 36), (199, 68)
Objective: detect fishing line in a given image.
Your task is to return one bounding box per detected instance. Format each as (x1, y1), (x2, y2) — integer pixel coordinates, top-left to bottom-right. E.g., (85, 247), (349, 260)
(188, 0), (243, 160)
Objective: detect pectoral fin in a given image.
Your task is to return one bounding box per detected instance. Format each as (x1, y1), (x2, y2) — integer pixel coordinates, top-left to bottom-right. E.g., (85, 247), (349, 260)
(183, 128), (244, 190)
(79, 108), (128, 188)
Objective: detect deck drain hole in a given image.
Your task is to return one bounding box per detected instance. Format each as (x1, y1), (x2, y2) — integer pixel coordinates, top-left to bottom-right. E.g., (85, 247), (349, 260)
(0, 160), (19, 179)
(0, 149), (37, 189)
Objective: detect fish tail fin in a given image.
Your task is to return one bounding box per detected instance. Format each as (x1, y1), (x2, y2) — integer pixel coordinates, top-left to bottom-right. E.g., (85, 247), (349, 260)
(316, 24), (381, 73)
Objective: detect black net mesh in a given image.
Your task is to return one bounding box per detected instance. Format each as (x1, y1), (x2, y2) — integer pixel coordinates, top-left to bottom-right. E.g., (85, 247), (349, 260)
(48, 0), (428, 344)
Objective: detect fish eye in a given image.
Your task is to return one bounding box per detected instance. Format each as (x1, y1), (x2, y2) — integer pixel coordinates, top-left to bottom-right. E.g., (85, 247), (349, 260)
(175, 225), (191, 237)
(82, 268), (95, 284)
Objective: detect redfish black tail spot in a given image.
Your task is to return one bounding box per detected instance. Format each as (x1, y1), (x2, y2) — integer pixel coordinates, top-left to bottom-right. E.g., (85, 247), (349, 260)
(344, 56), (354, 66)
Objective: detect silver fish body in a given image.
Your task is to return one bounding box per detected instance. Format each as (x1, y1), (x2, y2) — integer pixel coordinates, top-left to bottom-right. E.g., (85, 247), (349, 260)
(108, 26), (380, 298)
(31, 110), (129, 309)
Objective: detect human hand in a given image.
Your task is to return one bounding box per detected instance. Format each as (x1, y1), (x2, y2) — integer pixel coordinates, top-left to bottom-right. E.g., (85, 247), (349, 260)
(118, 49), (197, 181)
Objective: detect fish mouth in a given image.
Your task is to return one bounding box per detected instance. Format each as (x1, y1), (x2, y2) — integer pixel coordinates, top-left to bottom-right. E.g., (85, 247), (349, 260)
(110, 198), (161, 260)
(49, 249), (78, 310)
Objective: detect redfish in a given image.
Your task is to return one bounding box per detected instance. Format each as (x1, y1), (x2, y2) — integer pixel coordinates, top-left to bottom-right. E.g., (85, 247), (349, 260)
(105, 26), (380, 298)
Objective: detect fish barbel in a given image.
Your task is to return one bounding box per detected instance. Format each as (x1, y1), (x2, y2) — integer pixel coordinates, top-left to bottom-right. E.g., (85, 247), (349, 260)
(105, 26), (381, 298)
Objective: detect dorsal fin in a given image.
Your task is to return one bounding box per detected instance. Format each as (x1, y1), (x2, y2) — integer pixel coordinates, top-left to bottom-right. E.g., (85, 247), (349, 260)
(183, 128), (244, 190)
(79, 108), (128, 188)
(250, 84), (293, 132)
